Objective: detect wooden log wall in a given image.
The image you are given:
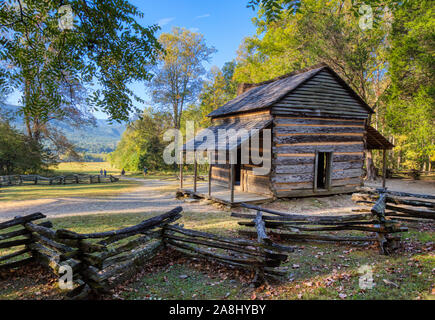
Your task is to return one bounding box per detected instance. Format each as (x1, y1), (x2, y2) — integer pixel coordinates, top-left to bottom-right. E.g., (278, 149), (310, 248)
(270, 69), (369, 198)
(234, 203), (408, 255)
(0, 174), (119, 187)
(271, 116), (365, 197)
(271, 69), (370, 119)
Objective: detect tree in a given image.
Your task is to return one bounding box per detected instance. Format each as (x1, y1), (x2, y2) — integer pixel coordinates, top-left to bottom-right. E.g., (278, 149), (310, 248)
(149, 27), (216, 129)
(109, 109), (173, 172)
(0, 0), (161, 148)
(238, 0), (397, 180)
(384, 0), (435, 170)
(247, 0), (405, 23)
(182, 65), (236, 129)
(0, 120), (54, 175)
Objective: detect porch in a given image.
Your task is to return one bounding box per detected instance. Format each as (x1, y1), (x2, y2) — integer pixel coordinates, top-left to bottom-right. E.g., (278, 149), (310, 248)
(178, 182), (274, 206)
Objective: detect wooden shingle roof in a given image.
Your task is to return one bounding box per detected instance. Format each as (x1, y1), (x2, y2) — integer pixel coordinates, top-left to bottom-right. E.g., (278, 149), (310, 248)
(208, 64), (374, 118)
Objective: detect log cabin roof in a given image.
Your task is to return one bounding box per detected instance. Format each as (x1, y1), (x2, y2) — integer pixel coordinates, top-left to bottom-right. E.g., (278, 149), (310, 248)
(208, 64), (374, 118)
(183, 119), (272, 151)
(366, 126), (394, 150)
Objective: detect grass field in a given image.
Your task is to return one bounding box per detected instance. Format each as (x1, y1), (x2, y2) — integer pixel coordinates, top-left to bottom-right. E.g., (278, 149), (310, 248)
(0, 179), (141, 202)
(0, 210), (433, 300)
(51, 162), (118, 176)
(0, 162), (144, 202)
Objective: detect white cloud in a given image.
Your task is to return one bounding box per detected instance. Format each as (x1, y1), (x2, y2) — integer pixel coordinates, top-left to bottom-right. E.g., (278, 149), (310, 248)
(195, 14), (210, 19)
(157, 17), (175, 26)
(189, 27), (200, 33)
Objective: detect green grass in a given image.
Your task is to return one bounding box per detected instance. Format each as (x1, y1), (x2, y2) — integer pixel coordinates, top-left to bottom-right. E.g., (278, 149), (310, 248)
(50, 161), (117, 176)
(1, 211), (433, 300)
(0, 179), (141, 202)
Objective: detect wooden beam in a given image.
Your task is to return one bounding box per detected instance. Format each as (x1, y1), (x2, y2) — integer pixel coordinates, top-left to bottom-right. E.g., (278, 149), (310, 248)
(326, 152), (333, 190)
(230, 164), (235, 204)
(193, 157), (197, 193)
(179, 151), (183, 189)
(208, 163), (212, 197)
(382, 149), (387, 189)
(313, 151), (318, 192)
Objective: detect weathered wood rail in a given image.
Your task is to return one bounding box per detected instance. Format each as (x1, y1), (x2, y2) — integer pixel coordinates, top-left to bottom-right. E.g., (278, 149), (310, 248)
(234, 202), (409, 255)
(0, 174), (119, 187)
(0, 206), (291, 298)
(352, 188), (435, 222)
(163, 221), (293, 286)
(0, 208), (182, 299)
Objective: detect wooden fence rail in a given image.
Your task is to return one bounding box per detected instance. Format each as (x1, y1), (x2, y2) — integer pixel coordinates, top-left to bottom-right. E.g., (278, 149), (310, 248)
(0, 208), (182, 299)
(0, 206), (291, 298)
(0, 174), (119, 187)
(234, 202), (408, 255)
(352, 188), (435, 222)
(163, 222), (293, 286)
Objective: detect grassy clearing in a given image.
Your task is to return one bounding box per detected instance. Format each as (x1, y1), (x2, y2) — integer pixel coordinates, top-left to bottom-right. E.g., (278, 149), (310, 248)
(0, 211), (433, 300)
(52, 161), (209, 181)
(0, 179), (141, 202)
(50, 161), (117, 176)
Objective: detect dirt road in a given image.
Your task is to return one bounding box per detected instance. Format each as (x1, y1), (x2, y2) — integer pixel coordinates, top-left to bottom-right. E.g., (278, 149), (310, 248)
(0, 178), (216, 222)
(0, 177), (433, 222)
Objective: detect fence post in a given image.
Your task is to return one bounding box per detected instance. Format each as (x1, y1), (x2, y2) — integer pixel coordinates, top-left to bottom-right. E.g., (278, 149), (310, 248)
(371, 192), (390, 254)
(253, 210), (270, 287)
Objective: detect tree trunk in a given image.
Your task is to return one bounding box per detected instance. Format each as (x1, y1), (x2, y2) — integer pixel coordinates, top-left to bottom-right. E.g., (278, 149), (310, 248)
(365, 150), (377, 181)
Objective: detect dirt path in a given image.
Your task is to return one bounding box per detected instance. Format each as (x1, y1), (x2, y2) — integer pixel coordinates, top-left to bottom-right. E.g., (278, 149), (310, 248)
(0, 178), (219, 222)
(1, 177), (433, 222)
(365, 178), (435, 195)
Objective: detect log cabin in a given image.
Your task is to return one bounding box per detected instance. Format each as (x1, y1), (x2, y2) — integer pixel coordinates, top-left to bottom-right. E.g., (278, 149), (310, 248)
(180, 63), (394, 205)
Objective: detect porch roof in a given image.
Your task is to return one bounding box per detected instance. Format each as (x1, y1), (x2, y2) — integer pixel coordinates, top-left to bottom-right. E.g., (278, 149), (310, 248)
(183, 119), (272, 151)
(366, 126), (394, 150)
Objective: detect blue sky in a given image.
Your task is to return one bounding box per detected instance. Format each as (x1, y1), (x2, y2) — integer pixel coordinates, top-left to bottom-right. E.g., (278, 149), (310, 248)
(6, 0), (258, 120)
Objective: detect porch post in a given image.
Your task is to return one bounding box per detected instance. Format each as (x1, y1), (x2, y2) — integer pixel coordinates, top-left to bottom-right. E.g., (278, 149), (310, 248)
(230, 164), (235, 204)
(179, 151), (183, 189)
(208, 163), (212, 197)
(193, 155), (198, 193)
(382, 148), (387, 189)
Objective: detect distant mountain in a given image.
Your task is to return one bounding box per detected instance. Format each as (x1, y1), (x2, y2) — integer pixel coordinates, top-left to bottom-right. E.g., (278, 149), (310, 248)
(0, 103), (126, 153)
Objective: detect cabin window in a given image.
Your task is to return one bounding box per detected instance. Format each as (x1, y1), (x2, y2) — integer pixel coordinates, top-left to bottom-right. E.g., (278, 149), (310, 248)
(314, 152), (333, 191)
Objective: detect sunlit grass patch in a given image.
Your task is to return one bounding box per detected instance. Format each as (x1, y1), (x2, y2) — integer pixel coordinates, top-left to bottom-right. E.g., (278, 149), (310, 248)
(0, 179), (141, 202)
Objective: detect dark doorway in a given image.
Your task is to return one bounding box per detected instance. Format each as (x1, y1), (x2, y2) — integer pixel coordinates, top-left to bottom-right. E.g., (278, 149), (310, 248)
(235, 148), (241, 186)
(315, 152), (333, 190)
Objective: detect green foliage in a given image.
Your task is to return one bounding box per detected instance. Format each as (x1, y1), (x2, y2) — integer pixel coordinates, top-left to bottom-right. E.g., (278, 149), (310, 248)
(109, 110), (173, 172)
(149, 27), (216, 129)
(0, 0), (161, 124)
(182, 65), (236, 130)
(241, 0), (434, 171)
(0, 120), (54, 175)
(384, 0), (435, 170)
(237, 0), (389, 103)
